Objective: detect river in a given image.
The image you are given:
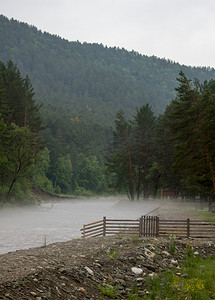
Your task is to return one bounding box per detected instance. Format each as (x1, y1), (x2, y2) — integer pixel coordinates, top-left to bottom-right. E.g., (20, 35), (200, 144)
(0, 197), (158, 254)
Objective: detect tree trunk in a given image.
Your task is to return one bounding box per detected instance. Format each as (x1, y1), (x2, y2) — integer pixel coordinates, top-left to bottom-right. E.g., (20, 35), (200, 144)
(128, 153), (135, 200)
(6, 178), (17, 201)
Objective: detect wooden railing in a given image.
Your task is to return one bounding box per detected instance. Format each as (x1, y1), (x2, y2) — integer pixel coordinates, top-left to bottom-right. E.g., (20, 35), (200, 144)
(159, 219), (215, 238)
(81, 216), (215, 239)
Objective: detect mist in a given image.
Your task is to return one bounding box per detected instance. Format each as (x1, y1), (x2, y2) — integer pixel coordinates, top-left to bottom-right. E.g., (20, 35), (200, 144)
(0, 197), (161, 254)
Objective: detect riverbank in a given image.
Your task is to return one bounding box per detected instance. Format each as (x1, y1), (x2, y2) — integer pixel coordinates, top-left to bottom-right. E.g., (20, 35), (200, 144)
(0, 234), (214, 299)
(0, 204), (214, 299)
(0, 236), (215, 300)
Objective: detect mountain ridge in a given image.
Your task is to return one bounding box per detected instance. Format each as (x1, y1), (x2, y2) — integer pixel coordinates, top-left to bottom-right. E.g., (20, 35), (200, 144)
(1, 14), (215, 125)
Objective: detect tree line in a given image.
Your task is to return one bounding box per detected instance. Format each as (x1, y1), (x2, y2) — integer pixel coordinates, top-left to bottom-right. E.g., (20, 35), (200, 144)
(0, 60), (215, 207)
(106, 72), (215, 207)
(0, 61), (108, 206)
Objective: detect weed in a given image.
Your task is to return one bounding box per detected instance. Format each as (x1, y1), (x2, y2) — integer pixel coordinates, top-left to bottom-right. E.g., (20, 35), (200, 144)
(98, 283), (119, 299)
(128, 284), (145, 299)
(142, 254), (215, 299)
(115, 235), (122, 240)
(41, 235), (47, 248)
(106, 248), (119, 259)
(169, 234), (176, 255)
(186, 243), (194, 258)
(153, 247), (159, 263)
(184, 242), (195, 267)
(17, 280), (26, 285)
(131, 235), (140, 244)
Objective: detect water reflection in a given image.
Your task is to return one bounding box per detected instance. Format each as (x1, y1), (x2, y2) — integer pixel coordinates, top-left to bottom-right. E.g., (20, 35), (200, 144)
(0, 197), (157, 254)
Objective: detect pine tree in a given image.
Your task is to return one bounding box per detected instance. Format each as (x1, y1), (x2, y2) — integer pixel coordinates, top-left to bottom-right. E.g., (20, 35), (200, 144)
(106, 105), (157, 200)
(166, 72), (215, 202)
(133, 104), (156, 199)
(106, 110), (135, 200)
(0, 60), (43, 204)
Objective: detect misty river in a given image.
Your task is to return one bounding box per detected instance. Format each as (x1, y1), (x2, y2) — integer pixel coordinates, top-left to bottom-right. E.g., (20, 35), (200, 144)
(0, 197), (159, 255)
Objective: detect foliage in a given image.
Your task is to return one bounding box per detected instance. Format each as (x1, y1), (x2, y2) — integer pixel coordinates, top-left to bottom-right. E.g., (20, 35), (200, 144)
(143, 255), (215, 299)
(0, 60), (43, 205)
(169, 235), (176, 255)
(106, 105), (157, 200)
(153, 113), (181, 192)
(165, 72), (215, 199)
(73, 153), (105, 193)
(1, 14), (215, 125)
(128, 284), (142, 299)
(197, 210), (215, 221)
(106, 248), (119, 259)
(52, 154), (73, 194)
(33, 147), (54, 193)
(98, 283), (120, 299)
(131, 235), (140, 244)
(2, 14), (215, 201)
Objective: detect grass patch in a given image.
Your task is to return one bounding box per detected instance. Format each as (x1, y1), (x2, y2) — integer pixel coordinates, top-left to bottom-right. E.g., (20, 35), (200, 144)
(134, 254), (215, 299)
(131, 235), (140, 244)
(98, 283), (120, 299)
(197, 210), (215, 222)
(151, 256), (214, 299)
(106, 248), (119, 259)
(169, 234), (176, 255)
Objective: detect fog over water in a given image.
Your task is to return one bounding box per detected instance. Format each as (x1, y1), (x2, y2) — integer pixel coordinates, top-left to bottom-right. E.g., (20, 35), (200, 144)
(0, 197), (159, 254)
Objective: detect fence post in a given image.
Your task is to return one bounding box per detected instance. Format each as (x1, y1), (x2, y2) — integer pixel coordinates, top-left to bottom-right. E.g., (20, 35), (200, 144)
(143, 215), (146, 236)
(139, 215), (143, 237)
(103, 216), (106, 236)
(156, 216), (159, 237)
(187, 218), (190, 238)
(83, 224), (86, 239)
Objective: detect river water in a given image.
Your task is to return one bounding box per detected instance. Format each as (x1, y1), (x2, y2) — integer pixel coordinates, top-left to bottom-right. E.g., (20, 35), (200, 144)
(0, 197), (158, 254)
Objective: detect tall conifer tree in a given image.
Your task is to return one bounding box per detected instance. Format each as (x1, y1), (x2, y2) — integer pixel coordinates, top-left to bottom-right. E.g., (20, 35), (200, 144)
(167, 72), (215, 203)
(0, 61), (43, 204)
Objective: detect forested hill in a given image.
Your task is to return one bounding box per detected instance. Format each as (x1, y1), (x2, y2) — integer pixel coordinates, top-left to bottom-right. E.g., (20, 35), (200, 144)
(1, 14), (215, 125)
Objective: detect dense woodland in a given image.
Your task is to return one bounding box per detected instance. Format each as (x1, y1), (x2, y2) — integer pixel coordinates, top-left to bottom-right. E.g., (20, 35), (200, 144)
(0, 15), (215, 206)
(107, 72), (215, 207)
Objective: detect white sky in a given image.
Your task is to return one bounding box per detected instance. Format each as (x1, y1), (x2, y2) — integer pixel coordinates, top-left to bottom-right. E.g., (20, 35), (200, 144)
(1, 0), (215, 67)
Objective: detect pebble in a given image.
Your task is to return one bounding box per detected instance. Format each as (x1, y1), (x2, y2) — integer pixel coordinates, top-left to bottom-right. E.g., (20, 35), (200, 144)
(84, 266), (94, 276)
(162, 250), (171, 257)
(79, 287), (87, 295)
(171, 259), (178, 266)
(131, 267), (143, 275)
(115, 278), (126, 286)
(136, 277), (144, 282)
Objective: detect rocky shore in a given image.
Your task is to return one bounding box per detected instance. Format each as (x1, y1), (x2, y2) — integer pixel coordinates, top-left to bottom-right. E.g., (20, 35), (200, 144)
(0, 232), (214, 299)
(0, 205), (214, 299)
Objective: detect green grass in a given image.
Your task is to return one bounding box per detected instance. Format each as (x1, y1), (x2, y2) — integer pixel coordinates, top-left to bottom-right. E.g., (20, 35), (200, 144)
(197, 210), (215, 222)
(98, 283), (120, 299)
(141, 254), (215, 299)
(106, 248), (119, 259)
(131, 235), (140, 244)
(169, 234), (176, 255)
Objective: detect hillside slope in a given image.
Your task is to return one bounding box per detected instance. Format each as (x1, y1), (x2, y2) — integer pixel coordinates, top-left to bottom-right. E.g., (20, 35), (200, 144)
(1, 15), (215, 124)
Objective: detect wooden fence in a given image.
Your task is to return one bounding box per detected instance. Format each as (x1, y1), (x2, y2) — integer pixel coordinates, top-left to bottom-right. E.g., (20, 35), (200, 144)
(81, 216), (215, 239)
(159, 219), (215, 238)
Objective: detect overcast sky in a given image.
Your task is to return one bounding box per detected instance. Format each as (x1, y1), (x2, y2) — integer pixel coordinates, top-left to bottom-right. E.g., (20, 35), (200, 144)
(1, 0), (215, 68)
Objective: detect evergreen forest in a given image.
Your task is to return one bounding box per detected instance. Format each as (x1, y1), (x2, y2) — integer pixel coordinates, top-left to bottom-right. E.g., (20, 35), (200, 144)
(0, 15), (215, 206)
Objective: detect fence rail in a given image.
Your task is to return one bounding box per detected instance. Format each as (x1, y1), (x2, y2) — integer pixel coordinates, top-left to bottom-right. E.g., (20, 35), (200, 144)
(81, 216), (215, 239)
